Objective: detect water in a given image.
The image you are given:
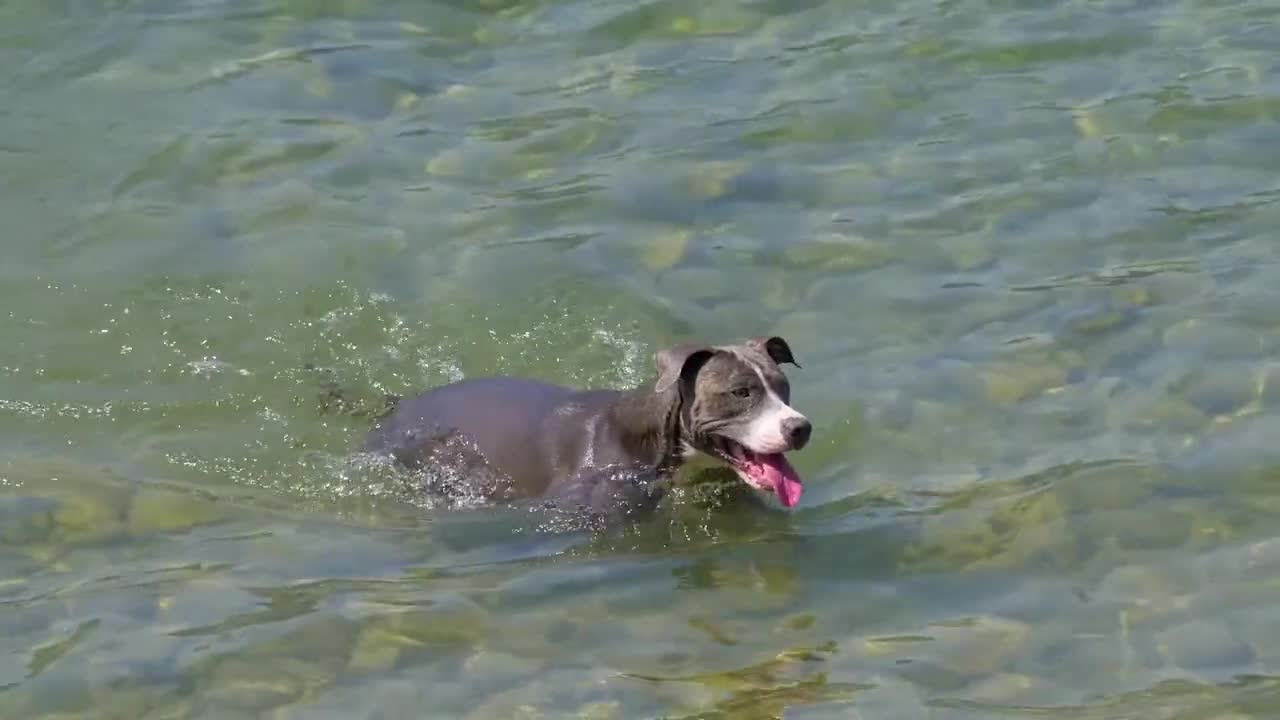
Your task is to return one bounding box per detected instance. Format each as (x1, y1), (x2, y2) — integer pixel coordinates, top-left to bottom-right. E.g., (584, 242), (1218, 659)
(3, 0), (1280, 717)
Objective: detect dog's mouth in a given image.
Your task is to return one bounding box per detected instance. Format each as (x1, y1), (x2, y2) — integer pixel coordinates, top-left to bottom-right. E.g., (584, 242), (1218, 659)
(705, 436), (803, 508)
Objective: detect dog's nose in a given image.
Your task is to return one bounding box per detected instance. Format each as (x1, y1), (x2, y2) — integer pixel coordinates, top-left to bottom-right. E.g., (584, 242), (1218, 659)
(782, 417), (811, 450)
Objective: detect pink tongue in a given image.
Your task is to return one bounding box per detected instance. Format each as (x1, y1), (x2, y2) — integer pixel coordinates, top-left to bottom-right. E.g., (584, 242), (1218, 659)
(752, 453), (803, 507)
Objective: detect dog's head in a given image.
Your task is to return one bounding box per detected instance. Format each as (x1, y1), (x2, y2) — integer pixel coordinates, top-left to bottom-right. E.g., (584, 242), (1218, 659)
(654, 336), (811, 507)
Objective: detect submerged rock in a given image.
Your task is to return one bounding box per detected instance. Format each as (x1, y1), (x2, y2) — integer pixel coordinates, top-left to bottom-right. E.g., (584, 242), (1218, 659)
(1096, 563), (1189, 605)
(1113, 508), (1193, 551)
(903, 487), (1074, 573)
(1156, 619), (1254, 670)
(640, 229), (691, 271)
(199, 657), (314, 712)
(1162, 319), (1261, 360)
(926, 615), (1034, 678)
(688, 160), (747, 200)
(963, 672), (1047, 704)
(192, 616), (356, 710)
(658, 267), (731, 304)
(1054, 461), (1156, 513)
(465, 667), (618, 720)
(782, 233), (894, 273)
(1228, 606), (1280, 665)
(1258, 362), (1280, 407)
(348, 602), (490, 673)
(347, 624), (405, 674)
(1, 457), (134, 545)
(1105, 390), (1208, 436)
(840, 675), (929, 719)
(127, 487), (225, 536)
(981, 361), (1069, 405)
(86, 682), (178, 720)
(1067, 307), (1135, 337)
(0, 495), (57, 545)
(137, 698), (195, 720)
(1032, 633), (1134, 692)
(51, 483), (130, 545)
(1169, 366), (1256, 417)
(575, 700), (622, 720)
(461, 650), (543, 695)
(941, 234), (998, 272)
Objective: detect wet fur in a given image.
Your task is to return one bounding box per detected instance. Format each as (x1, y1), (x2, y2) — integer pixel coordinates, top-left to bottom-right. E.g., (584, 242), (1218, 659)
(362, 336), (806, 525)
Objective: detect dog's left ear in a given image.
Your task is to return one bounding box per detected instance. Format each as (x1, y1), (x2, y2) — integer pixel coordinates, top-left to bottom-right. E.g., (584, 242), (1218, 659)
(654, 344), (716, 395)
(747, 336), (800, 367)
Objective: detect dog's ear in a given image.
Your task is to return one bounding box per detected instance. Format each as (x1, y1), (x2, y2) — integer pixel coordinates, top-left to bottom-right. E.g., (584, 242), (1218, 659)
(747, 336), (800, 367)
(654, 344), (716, 395)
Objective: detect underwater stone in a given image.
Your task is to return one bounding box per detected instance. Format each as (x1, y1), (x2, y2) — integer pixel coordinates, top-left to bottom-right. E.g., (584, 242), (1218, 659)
(1032, 633), (1130, 691)
(200, 656), (333, 712)
(1055, 462), (1155, 513)
(494, 667), (620, 717)
(841, 675), (929, 719)
(982, 361), (1068, 405)
(348, 603), (489, 673)
(1114, 508), (1192, 550)
(658, 267), (731, 304)
(200, 661), (298, 711)
(575, 701), (622, 720)
(962, 672), (1044, 703)
(0, 495), (57, 545)
(1156, 619), (1254, 670)
(1067, 307), (1134, 336)
(1171, 366), (1256, 417)
(640, 230), (691, 271)
(1162, 319), (1261, 360)
(127, 488), (225, 536)
(941, 234), (997, 272)
(1228, 606), (1280, 665)
(137, 699), (195, 720)
(784, 613), (818, 631)
(1096, 563), (1188, 604)
(425, 147), (468, 177)
(347, 625), (404, 673)
(670, 16), (697, 34)
(51, 484), (130, 545)
(1256, 362), (1280, 407)
(86, 683), (178, 720)
(1105, 391), (1208, 435)
(782, 234), (894, 273)
(1111, 284), (1153, 307)
(462, 650), (542, 692)
(926, 616), (1033, 678)
(687, 161), (747, 200)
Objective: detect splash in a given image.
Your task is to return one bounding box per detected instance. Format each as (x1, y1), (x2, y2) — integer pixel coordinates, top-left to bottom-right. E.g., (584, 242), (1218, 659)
(140, 282), (659, 522)
(6, 277), (663, 529)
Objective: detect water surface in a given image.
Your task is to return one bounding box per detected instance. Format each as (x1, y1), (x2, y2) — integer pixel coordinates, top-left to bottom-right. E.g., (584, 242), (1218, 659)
(3, 0), (1280, 717)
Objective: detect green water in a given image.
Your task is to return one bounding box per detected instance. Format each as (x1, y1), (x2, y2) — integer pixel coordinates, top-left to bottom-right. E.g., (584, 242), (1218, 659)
(3, 0), (1280, 717)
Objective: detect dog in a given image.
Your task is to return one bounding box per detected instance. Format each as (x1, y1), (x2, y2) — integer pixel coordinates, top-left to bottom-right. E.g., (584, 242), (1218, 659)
(363, 336), (811, 524)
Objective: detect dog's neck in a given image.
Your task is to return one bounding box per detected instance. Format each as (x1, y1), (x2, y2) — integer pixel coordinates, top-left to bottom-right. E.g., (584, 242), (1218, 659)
(607, 386), (686, 473)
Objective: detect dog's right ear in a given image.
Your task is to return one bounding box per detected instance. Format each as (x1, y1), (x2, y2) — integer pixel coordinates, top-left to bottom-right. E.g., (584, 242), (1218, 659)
(654, 344), (715, 395)
(747, 336), (800, 367)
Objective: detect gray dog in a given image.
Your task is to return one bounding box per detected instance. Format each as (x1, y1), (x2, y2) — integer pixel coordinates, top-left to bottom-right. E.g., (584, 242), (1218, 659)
(364, 336), (811, 523)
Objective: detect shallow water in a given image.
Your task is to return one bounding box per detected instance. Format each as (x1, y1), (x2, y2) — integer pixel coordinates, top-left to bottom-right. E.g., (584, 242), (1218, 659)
(3, 0), (1280, 717)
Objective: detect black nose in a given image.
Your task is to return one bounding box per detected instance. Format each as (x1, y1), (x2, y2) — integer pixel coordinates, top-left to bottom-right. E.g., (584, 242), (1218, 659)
(783, 417), (811, 450)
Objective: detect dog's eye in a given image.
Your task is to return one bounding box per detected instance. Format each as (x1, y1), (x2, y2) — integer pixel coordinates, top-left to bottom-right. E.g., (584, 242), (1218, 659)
(731, 387), (752, 398)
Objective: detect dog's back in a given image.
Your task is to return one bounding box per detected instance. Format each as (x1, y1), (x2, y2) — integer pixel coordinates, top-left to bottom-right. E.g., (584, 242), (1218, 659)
(365, 377), (616, 499)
